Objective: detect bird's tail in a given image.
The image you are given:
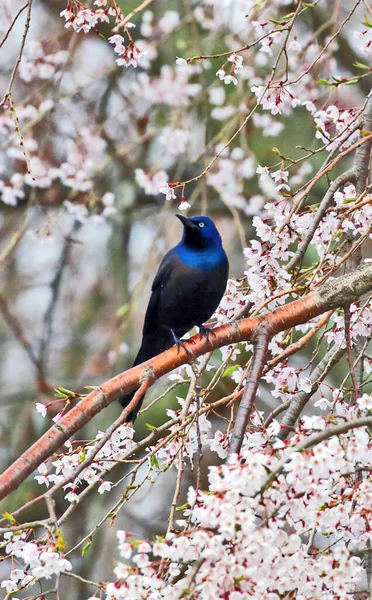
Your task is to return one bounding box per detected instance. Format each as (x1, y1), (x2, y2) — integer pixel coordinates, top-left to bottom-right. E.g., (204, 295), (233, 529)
(119, 332), (174, 422)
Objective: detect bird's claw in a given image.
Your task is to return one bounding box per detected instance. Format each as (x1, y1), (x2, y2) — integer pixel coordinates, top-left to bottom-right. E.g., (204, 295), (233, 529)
(171, 330), (195, 357)
(199, 324), (216, 346)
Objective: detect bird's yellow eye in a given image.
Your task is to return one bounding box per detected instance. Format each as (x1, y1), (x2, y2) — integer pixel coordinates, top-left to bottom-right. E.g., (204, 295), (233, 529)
(198, 222), (205, 228)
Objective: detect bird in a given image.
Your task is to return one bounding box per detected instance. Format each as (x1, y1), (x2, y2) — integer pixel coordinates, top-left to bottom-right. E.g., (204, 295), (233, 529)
(119, 214), (229, 422)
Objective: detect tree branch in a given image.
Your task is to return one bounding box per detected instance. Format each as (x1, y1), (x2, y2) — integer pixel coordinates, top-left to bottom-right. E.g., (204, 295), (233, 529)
(1, 262), (372, 500)
(229, 323), (271, 456)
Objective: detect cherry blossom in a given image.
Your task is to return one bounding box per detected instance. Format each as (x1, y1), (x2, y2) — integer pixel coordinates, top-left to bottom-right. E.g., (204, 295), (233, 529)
(19, 41), (68, 82)
(3, 533), (72, 585)
(60, 7), (109, 33)
(108, 36), (146, 68)
(2, 1), (372, 597)
(102, 416), (371, 599)
(159, 182), (177, 201)
(35, 402), (47, 417)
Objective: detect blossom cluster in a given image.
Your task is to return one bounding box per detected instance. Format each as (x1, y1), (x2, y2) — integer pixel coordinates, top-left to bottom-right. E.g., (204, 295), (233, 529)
(102, 401), (372, 599)
(108, 35), (146, 68)
(216, 53), (244, 86)
(314, 106), (360, 151)
(1, 535), (71, 594)
(243, 204), (294, 311)
(60, 4), (116, 34)
(34, 425), (135, 501)
(19, 41), (69, 82)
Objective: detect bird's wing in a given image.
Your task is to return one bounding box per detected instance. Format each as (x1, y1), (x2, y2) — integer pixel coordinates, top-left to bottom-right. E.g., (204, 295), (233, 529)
(142, 251), (175, 335)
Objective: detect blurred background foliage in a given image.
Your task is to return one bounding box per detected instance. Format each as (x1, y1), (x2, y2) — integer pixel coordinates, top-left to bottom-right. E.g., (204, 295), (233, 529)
(0, 0), (369, 595)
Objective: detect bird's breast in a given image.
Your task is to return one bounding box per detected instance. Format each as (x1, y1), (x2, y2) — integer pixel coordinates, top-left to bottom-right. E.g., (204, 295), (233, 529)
(176, 245), (227, 271)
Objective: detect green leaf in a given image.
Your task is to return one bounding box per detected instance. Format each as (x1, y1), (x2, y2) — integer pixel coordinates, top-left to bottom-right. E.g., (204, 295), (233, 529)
(79, 449), (86, 464)
(268, 18), (283, 26)
(281, 11), (295, 19)
(150, 454), (160, 469)
(317, 79), (333, 86)
(146, 423), (157, 431)
(58, 386), (75, 395)
(2, 511), (16, 524)
(116, 303), (130, 317)
(353, 61), (371, 70)
(82, 541), (92, 556)
(54, 386), (75, 399)
(222, 365), (240, 378)
(175, 502), (189, 512)
(56, 529), (66, 552)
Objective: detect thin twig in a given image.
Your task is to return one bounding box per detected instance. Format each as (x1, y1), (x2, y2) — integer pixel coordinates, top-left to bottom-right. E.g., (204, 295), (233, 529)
(39, 220), (81, 368)
(1, 0), (33, 105)
(0, 3), (28, 50)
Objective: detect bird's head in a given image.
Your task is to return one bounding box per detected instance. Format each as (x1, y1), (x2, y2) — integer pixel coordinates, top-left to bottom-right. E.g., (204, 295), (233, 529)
(176, 214), (222, 248)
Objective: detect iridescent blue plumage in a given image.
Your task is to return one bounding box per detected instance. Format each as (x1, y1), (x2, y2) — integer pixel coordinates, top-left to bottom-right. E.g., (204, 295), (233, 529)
(176, 216), (226, 270)
(119, 214), (229, 421)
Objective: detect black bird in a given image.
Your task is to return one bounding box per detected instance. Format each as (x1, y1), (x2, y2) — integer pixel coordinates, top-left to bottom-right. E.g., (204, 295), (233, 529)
(120, 214), (229, 421)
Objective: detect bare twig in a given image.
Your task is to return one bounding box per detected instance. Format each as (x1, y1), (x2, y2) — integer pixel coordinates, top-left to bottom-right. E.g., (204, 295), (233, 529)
(39, 220), (81, 368)
(0, 0), (32, 105)
(0, 3), (28, 50)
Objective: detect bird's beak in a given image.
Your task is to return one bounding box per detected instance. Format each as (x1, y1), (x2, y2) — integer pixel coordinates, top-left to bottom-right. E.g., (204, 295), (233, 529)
(176, 214), (198, 231)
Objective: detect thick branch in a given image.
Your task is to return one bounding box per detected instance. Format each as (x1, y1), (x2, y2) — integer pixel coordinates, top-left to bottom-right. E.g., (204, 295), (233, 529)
(1, 263), (372, 500)
(229, 324), (271, 456)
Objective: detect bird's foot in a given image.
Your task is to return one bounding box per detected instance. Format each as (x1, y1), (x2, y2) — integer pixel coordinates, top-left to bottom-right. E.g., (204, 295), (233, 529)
(199, 324), (216, 346)
(171, 329), (195, 357)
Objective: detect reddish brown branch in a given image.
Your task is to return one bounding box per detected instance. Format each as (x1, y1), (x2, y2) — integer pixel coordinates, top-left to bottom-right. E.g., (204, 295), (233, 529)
(0, 263), (372, 501)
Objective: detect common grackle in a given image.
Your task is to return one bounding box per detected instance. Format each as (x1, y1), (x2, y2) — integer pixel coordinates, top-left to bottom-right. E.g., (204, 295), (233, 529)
(120, 214), (229, 421)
